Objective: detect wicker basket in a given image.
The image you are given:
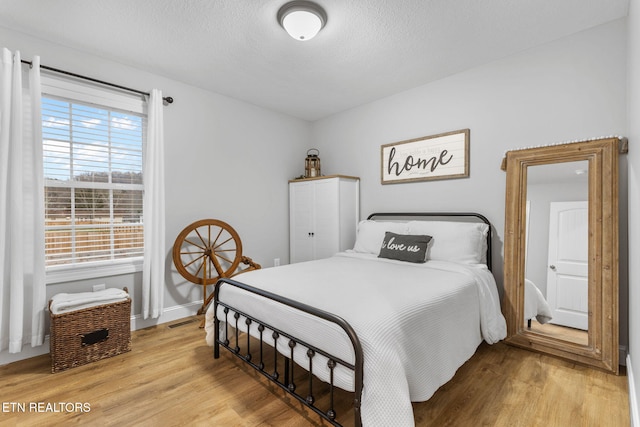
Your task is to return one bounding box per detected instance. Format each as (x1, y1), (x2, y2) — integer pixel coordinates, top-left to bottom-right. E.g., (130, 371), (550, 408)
(49, 288), (131, 373)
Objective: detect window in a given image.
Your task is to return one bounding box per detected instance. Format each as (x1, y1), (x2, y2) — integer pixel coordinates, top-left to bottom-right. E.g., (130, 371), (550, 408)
(42, 85), (146, 273)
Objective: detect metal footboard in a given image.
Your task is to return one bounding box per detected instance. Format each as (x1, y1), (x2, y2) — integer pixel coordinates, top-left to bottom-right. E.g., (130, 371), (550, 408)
(213, 278), (364, 427)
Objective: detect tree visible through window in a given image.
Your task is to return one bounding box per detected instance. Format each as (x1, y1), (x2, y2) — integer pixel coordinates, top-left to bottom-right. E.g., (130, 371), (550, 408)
(42, 97), (145, 267)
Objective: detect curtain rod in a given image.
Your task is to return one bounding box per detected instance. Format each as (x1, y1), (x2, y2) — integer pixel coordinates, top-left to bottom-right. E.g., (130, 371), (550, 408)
(20, 59), (174, 105)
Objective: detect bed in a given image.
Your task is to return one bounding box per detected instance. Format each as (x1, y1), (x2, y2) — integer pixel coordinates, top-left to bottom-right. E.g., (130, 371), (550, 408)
(525, 278), (553, 327)
(205, 213), (507, 426)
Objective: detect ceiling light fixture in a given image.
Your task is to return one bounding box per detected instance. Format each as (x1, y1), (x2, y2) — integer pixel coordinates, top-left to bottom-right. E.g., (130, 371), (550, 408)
(277, 1), (327, 41)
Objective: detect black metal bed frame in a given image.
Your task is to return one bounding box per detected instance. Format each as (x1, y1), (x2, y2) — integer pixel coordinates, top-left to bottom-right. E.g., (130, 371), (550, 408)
(213, 212), (493, 427)
(213, 278), (364, 426)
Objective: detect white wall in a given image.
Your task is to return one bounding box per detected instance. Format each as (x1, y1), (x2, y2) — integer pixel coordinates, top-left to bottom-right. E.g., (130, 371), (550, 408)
(312, 19), (627, 320)
(0, 27), (312, 364)
(627, 0), (640, 423)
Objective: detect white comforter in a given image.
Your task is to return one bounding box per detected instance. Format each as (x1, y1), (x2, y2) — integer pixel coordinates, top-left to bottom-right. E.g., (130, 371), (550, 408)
(205, 252), (506, 426)
(524, 278), (553, 324)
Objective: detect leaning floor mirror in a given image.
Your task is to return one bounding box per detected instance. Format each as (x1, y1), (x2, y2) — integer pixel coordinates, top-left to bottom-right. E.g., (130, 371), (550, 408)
(502, 136), (626, 374)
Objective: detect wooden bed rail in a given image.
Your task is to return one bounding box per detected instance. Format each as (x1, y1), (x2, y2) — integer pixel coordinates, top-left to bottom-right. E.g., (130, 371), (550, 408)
(213, 278), (364, 427)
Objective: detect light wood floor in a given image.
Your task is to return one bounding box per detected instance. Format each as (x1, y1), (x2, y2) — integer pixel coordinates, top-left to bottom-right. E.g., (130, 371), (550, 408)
(528, 319), (589, 346)
(0, 316), (629, 427)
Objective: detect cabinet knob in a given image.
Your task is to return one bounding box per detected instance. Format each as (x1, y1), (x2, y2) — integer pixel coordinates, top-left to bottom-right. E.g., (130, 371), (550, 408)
(308, 232), (315, 237)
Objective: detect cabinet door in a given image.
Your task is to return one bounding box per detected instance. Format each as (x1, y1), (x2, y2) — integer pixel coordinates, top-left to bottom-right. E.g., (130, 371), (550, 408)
(289, 181), (315, 263)
(312, 179), (340, 260)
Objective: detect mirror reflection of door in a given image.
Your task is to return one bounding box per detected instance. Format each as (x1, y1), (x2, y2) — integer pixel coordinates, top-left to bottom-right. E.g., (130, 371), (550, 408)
(546, 201), (588, 330)
(524, 160), (588, 346)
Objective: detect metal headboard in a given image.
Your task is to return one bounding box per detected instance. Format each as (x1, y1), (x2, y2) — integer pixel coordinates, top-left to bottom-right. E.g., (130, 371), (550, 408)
(366, 212), (493, 272)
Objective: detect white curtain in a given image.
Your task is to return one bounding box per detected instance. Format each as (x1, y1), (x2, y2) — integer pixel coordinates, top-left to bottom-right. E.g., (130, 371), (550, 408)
(142, 89), (166, 319)
(0, 49), (46, 353)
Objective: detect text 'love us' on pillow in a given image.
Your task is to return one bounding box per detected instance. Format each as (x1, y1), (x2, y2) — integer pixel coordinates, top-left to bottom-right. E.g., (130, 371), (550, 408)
(378, 232), (432, 263)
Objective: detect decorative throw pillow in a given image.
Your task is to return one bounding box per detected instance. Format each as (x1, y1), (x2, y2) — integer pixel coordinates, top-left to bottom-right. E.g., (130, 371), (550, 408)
(378, 232), (432, 263)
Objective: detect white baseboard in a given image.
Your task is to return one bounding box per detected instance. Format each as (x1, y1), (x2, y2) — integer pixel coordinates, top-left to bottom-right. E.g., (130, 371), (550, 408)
(0, 336), (51, 366)
(130, 300), (202, 330)
(629, 354), (639, 427)
(0, 301), (203, 367)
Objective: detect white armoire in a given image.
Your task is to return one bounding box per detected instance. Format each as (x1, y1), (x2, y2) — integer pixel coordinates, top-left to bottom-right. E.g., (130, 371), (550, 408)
(289, 175), (360, 263)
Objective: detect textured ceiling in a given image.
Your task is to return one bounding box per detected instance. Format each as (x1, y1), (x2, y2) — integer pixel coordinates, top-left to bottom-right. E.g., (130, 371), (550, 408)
(0, 0), (629, 121)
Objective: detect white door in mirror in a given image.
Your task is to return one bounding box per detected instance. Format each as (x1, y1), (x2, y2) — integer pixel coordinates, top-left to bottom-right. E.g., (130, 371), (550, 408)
(546, 201), (589, 330)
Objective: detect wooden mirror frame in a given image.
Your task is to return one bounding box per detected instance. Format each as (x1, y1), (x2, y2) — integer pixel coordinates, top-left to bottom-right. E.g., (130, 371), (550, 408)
(502, 137), (620, 374)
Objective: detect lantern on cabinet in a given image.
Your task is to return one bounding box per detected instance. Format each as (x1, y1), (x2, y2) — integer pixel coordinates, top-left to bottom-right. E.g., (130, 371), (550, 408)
(305, 148), (321, 178)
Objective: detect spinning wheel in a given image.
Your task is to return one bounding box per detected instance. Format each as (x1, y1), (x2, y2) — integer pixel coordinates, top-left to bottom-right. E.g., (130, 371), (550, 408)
(172, 219), (260, 315)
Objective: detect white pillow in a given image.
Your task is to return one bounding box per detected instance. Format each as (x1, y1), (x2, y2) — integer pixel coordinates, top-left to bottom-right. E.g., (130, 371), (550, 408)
(406, 220), (489, 264)
(352, 220), (409, 254)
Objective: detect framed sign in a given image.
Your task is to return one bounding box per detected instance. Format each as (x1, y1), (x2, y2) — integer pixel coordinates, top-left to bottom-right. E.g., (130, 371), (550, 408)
(381, 129), (469, 184)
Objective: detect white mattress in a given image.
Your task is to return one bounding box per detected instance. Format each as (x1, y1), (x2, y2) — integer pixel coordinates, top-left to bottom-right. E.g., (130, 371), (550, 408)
(205, 252), (506, 426)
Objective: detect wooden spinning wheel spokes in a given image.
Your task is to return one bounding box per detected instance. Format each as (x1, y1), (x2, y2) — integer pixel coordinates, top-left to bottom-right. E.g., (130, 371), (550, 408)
(172, 219), (243, 287)
(173, 219), (261, 317)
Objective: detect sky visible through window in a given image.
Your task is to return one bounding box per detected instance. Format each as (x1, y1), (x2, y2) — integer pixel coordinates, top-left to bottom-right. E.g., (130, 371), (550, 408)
(42, 97), (143, 183)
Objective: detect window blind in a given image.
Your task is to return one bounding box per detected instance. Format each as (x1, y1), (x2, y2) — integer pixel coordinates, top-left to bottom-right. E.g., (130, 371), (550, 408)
(42, 96), (146, 267)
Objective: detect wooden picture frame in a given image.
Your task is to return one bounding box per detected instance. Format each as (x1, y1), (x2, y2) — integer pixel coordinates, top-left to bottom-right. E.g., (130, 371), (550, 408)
(381, 129), (469, 184)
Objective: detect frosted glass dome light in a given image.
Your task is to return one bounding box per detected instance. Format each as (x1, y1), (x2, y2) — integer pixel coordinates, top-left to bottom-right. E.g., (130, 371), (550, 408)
(278, 1), (327, 41)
